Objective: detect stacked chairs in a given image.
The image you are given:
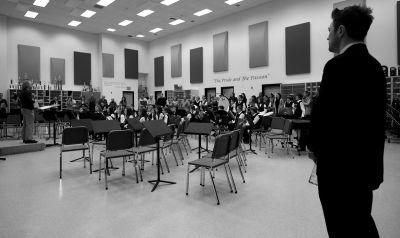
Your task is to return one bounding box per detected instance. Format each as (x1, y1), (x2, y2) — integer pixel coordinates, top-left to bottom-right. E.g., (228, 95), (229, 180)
(186, 132), (236, 205)
(264, 118), (294, 158)
(157, 125), (178, 171)
(228, 129), (246, 183)
(171, 121), (189, 159)
(59, 126), (91, 178)
(99, 130), (140, 190)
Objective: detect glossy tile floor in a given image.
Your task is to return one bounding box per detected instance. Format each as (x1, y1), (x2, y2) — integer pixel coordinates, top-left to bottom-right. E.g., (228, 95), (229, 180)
(0, 137), (399, 238)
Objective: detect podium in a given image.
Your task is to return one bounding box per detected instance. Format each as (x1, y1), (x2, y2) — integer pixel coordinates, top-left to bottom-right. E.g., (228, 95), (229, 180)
(39, 104), (59, 147)
(142, 120), (176, 192)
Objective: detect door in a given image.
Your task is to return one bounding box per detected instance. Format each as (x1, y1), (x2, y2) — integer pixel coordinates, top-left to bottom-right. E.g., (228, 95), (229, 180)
(155, 91), (162, 100)
(221, 86), (234, 98)
(262, 84), (281, 97)
(204, 87), (216, 101)
(122, 91), (134, 108)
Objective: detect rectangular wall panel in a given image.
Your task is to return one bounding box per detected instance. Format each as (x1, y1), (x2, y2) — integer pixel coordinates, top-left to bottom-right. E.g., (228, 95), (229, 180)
(285, 22), (310, 75)
(102, 53), (114, 78)
(18, 44), (40, 83)
(50, 58), (65, 84)
(398, 1), (400, 65)
(125, 48), (138, 79)
(333, 0), (366, 10)
(154, 56), (164, 87)
(249, 21), (269, 68)
(74, 51), (91, 85)
(213, 32), (228, 72)
(171, 44), (182, 77)
(190, 47), (203, 83)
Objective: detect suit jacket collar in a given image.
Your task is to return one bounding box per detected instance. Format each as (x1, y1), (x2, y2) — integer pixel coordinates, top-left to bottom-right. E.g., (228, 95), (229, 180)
(340, 42), (368, 55)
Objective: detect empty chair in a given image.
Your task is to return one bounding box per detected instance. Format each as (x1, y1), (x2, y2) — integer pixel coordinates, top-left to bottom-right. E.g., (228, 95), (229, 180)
(99, 130), (139, 190)
(265, 119), (294, 158)
(186, 133), (234, 205)
(60, 126), (91, 179)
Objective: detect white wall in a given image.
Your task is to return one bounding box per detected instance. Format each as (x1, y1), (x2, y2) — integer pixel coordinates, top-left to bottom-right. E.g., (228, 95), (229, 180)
(147, 0), (398, 97)
(0, 15), (8, 97)
(100, 33), (149, 110)
(6, 17), (99, 92)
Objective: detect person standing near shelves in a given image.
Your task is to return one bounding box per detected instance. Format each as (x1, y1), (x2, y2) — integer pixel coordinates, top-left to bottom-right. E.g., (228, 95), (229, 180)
(20, 80), (37, 144)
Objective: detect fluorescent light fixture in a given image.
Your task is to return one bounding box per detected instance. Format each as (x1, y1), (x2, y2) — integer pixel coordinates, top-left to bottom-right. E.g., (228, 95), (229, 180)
(24, 11), (38, 18)
(149, 28), (162, 33)
(194, 9), (212, 16)
(137, 9), (154, 17)
(136, 34), (145, 38)
(169, 19), (185, 25)
(118, 20), (133, 26)
(225, 0), (243, 5)
(107, 28), (116, 32)
(160, 0), (180, 6)
(96, 0), (115, 7)
(33, 0), (49, 7)
(81, 10), (96, 18)
(68, 20), (81, 27)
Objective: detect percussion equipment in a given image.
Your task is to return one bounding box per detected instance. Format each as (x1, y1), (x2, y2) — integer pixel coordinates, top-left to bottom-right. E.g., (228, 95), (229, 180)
(218, 95), (230, 112)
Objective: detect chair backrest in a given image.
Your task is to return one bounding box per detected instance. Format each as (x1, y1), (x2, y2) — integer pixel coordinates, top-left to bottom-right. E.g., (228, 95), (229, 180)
(71, 119), (93, 133)
(62, 126), (89, 145)
(261, 116), (272, 130)
(229, 130), (240, 153)
(35, 111), (45, 123)
(6, 114), (21, 125)
(270, 117), (285, 130)
(283, 119), (292, 135)
(163, 124), (175, 142)
(212, 133), (231, 159)
(106, 130), (133, 151)
(176, 121), (185, 138)
(139, 128), (156, 146)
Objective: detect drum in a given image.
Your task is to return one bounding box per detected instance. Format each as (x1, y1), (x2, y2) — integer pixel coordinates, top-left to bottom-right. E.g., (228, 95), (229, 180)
(218, 95), (230, 112)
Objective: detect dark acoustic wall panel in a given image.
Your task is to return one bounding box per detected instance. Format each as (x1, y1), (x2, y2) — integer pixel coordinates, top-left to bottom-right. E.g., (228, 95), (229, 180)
(398, 1), (400, 65)
(285, 22), (311, 75)
(171, 44), (182, 77)
(74, 51), (91, 85)
(154, 56), (164, 87)
(102, 53), (114, 78)
(50, 58), (65, 84)
(18, 44), (40, 83)
(249, 21), (269, 68)
(213, 31), (229, 72)
(190, 47), (203, 83)
(333, 0), (366, 10)
(125, 48), (138, 79)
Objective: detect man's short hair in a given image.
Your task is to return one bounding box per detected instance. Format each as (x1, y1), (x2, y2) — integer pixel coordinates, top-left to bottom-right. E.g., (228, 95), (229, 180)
(332, 5), (374, 41)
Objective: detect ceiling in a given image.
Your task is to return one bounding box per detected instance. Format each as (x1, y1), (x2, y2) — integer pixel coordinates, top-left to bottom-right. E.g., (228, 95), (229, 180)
(0, 0), (272, 41)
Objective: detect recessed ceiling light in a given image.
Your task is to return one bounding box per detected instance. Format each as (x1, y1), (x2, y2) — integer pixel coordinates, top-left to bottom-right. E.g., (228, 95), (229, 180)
(169, 19), (185, 25)
(137, 9), (154, 17)
(81, 10), (96, 18)
(107, 28), (116, 32)
(136, 34), (145, 38)
(24, 11), (38, 19)
(33, 0), (49, 7)
(194, 9), (212, 16)
(149, 28), (162, 33)
(118, 20), (133, 26)
(160, 0), (180, 6)
(68, 20), (81, 27)
(225, 0), (243, 5)
(96, 0), (115, 7)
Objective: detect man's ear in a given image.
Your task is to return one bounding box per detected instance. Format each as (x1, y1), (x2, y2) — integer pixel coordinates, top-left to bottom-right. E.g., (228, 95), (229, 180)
(337, 25), (346, 37)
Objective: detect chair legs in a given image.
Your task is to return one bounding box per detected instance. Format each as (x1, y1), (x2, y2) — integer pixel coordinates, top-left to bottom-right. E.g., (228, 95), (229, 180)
(208, 168), (220, 205)
(59, 149), (62, 179)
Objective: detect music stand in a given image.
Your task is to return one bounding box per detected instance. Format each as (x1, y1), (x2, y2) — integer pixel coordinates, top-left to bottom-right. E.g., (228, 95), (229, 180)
(39, 104), (59, 147)
(143, 120), (176, 192)
(127, 118), (144, 147)
(243, 114), (257, 154)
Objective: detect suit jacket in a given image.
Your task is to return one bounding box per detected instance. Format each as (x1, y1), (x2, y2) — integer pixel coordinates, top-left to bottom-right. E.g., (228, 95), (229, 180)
(309, 44), (386, 190)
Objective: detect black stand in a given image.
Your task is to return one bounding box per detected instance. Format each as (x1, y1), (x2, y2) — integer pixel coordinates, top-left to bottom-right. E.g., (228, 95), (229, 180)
(143, 120), (176, 192)
(148, 138), (176, 192)
(243, 130), (257, 154)
(46, 120), (59, 147)
(41, 108), (60, 147)
(0, 158), (5, 161)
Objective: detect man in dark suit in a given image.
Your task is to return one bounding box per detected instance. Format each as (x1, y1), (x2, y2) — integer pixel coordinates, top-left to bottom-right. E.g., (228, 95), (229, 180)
(308, 6), (386, 237)
(20, 80), (37, 144)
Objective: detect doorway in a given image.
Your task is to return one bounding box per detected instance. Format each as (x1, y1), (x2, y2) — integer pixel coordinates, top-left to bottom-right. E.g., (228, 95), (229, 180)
(154, 91), (162, 100)
(221, 86), (234, 98)
(122, 91), (135, 108)
(262, 84), (281, 97)
(205, 87), (216, 101)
